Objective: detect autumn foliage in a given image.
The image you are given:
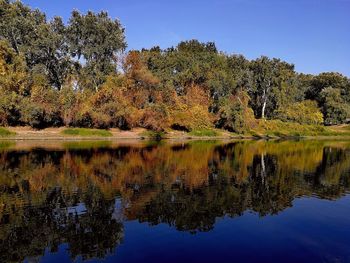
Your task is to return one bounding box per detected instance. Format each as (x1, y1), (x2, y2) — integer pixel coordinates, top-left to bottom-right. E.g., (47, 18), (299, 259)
(1, 1), (350, 132)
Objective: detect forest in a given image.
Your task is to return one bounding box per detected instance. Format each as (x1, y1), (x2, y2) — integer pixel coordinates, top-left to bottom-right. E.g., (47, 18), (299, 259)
(1, 0), (350, 134)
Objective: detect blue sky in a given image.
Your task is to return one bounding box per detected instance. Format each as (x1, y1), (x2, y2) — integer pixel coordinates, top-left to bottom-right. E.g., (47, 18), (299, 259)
(23, 0), (350, 76)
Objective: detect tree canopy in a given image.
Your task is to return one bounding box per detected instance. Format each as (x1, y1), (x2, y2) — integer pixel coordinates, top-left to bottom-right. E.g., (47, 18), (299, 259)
(0, 1), (349, 131)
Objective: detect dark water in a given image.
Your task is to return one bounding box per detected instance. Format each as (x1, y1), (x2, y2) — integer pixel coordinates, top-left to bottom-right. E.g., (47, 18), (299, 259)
(0, 140), (350, 263)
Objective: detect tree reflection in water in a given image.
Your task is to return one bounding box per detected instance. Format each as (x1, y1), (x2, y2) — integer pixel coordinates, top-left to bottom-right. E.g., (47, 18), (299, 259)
(0, 140), (350, 262)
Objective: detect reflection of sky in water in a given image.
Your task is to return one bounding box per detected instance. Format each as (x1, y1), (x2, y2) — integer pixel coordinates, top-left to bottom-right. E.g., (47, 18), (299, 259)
(35, 196), (350, 263)
(67, 203), (87, 216)
(113, 198), (125, 222)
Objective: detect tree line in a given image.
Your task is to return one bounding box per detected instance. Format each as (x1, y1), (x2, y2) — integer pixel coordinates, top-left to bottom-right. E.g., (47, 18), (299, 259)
(1, 0), (350, 132)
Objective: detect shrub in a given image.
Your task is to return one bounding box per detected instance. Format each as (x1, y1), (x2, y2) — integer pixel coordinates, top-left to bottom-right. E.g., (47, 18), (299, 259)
(0, 91), (23, 126)
(139, 104), (170, 131)
(170, 105), (213, 132)
(275, 100), (323, 125)
(59, 84), (85, 126)
(0, 40), (29, 94)
(215, 91), (257, 134)
(320, 88), (350, 125)
(80, 82), (135, 129)
(20, 85), (62, 129)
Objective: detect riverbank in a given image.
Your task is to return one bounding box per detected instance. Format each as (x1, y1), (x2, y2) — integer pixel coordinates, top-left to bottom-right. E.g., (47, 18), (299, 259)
(1, 124), (350, 140)
(0, 126), (236, 140)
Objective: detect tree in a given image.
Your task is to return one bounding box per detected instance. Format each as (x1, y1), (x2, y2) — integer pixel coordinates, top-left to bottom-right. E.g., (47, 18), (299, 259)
(0, 39), (28, 125)
(215, 90), (256, 133)
(307, 72), (349, 101)
(307, 73), (350, 125)
(20, 79), (62, 129)
(67, 10), (126, 90)
(142, 40), (222, 94)
(80, 75), (136, 129)
(249, 56), (296, 119)
(0, 0), (45, 55)
(320, 87), (350, 125)
(0, 1), (72, 89)
(275, 100), (323, 125)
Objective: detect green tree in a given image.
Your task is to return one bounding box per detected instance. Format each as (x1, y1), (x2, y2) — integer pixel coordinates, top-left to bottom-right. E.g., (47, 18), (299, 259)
(0, 0), (72, 89)
(320, 87), (350, 125)
(307, 72), (349, 101)
(215, 90), (256, 133)
(0, 39), (28, 125)
(249, 56), (297, 119)
(67, 10), (126, 90)
(307, 73), (350, 125)
(275, 100), (323, 125)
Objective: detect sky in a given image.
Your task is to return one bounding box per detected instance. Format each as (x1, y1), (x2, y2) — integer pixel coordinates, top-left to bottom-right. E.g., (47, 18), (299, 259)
(22, 0), (350, 76)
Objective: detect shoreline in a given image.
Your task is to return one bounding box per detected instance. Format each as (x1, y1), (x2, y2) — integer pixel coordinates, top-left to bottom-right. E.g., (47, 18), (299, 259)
(1, 126), (350, 141)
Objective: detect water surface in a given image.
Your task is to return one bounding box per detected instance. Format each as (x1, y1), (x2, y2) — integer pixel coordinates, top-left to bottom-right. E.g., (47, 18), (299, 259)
(0, 140), (350, 263)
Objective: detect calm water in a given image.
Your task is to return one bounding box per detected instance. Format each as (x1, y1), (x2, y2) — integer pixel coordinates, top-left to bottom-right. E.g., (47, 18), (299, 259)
(0, 140), (350, 263)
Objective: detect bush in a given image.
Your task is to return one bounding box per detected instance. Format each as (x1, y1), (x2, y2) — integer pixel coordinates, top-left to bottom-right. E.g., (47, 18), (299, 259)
(79, 82), (136, 129)
(170, 105), (213, 132)
(20, 85), (62, 129)
(320, 88), (350, 125)
(215, 91), (257, 134)
(0, 40), (29, 94)
(0, 91), (23, 126)
(59, 84), (85, 126)
(139, 104), (170, 131)
(275, 100), (323, 125)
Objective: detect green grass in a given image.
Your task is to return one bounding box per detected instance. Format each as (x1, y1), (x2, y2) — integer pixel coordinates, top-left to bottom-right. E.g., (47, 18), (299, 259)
(62, 128), (112, 137)
(189, 129), (219, 137)
(0, 127), (16, 137)
(250, 120), (348, 137)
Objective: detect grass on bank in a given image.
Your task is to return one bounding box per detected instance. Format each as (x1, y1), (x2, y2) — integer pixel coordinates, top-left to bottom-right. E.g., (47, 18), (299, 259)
(188, 129), (219, 137)
(61, 128), (112, 137)
(0, 127), (16, 137)
(250, 120), (350, 137)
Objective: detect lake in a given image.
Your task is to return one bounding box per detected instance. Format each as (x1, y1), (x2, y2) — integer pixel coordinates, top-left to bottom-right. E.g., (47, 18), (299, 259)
(0, 140), (350, 263)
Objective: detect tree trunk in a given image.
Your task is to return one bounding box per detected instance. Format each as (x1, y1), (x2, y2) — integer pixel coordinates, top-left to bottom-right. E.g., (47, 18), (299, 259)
(262, 97), (267, 119)
(10, 30), (19, 54)
(261, 81), (270, 119)
(261, 88), (267, 119)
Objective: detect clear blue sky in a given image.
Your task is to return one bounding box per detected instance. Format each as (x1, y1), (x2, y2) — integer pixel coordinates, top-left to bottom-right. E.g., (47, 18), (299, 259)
(23, 0), (350, 76)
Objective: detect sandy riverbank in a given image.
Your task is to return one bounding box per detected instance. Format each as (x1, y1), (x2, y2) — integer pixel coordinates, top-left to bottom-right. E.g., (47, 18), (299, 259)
(1, 126), (240, 140)
(1, 126), (350, 141)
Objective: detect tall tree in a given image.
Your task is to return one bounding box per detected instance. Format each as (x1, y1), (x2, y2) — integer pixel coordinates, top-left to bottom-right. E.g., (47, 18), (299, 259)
(249, 56), (296, 119)
(0, 0), (72, 89)
(67, 10), (126, 90)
